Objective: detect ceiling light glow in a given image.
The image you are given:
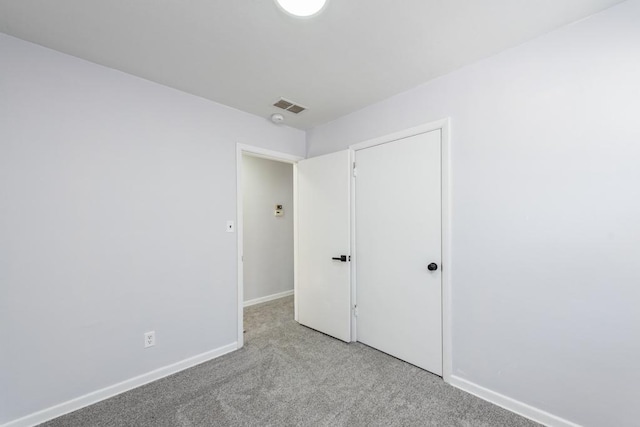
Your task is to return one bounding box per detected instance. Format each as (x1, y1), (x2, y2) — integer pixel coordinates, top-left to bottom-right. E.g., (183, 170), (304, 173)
(275, 0), (327, 17)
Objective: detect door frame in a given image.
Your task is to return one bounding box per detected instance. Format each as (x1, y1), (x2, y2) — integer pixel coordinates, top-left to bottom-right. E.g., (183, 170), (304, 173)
(348, 118), (452, 382)
(236, 143), (304, 349)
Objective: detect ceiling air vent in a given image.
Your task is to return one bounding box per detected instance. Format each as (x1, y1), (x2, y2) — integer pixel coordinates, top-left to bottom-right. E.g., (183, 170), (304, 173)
(273, 98), (307, 114)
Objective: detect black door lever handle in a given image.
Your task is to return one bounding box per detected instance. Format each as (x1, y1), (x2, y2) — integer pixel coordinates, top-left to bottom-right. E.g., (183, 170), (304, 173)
(332, 255), (348, 262)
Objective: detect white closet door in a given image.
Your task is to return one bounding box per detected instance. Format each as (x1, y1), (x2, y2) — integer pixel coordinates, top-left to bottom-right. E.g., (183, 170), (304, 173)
(356, 130), (442, 374)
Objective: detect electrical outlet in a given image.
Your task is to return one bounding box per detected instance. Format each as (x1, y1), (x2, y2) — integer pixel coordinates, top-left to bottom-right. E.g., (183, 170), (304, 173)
(144, 331), (155, 348)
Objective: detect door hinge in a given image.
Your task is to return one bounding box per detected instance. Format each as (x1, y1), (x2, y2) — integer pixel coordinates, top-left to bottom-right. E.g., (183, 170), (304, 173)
(353, 305), (358, 317)
(352, 162), (357, 177)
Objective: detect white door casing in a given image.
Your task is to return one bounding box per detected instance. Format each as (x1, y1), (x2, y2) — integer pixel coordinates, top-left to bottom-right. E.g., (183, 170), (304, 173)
(355, 130), (443, 374)
(296, 150), (352, 342)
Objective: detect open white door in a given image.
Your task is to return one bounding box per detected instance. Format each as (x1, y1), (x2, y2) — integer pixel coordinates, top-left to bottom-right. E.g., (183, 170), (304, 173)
(297, 150), (351, 342)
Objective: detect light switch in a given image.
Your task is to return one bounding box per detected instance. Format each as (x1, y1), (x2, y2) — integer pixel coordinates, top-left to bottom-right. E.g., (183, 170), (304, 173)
(226, 220), (235, 232)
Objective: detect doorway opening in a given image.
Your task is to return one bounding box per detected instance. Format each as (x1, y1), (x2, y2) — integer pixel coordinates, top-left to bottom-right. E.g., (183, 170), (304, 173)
(236, 144), (303, 348)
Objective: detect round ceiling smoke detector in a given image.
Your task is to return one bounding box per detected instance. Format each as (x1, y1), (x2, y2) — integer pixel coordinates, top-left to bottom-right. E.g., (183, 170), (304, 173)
(275, 0), (328, 17)
(271, 113), (285, 124)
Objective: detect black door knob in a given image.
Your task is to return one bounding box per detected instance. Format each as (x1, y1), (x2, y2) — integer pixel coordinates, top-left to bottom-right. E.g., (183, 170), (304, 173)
(427, 263), (438, 271)
(332, 255), (348, 262)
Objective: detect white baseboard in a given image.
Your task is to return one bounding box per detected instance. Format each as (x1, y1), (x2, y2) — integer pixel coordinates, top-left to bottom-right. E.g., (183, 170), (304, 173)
(3, 342), (238, 427)
(448, 375), (581, 427)
(244, 289), (294, 307)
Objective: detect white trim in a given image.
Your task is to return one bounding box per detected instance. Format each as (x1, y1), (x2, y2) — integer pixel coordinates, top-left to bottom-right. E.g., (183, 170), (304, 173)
(236, 144), (244, 349)
(349, 118), (450, 152)
(293, 164), (299, 322)
(237, 143), (303, 164)
(243, 289), (294, 307)
(449, 376), (581, 427)
(348, 118), (453, 382)
(349, 148), (357, 341)
(440, 118), (453, 383)
(346, 150), (354, 342)
(236, 143), (303, 348)
(3, 343), (238, 427)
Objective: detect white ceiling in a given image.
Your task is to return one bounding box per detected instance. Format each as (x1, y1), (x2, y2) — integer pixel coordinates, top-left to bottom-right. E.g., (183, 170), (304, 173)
(0, 0), (624, 129)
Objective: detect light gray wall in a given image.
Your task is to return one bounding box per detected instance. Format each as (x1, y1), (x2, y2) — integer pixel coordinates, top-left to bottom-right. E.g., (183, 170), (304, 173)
(242, 155), (294, 302)
(0, 34), (305, 425)
(307, 2), (640, 426)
